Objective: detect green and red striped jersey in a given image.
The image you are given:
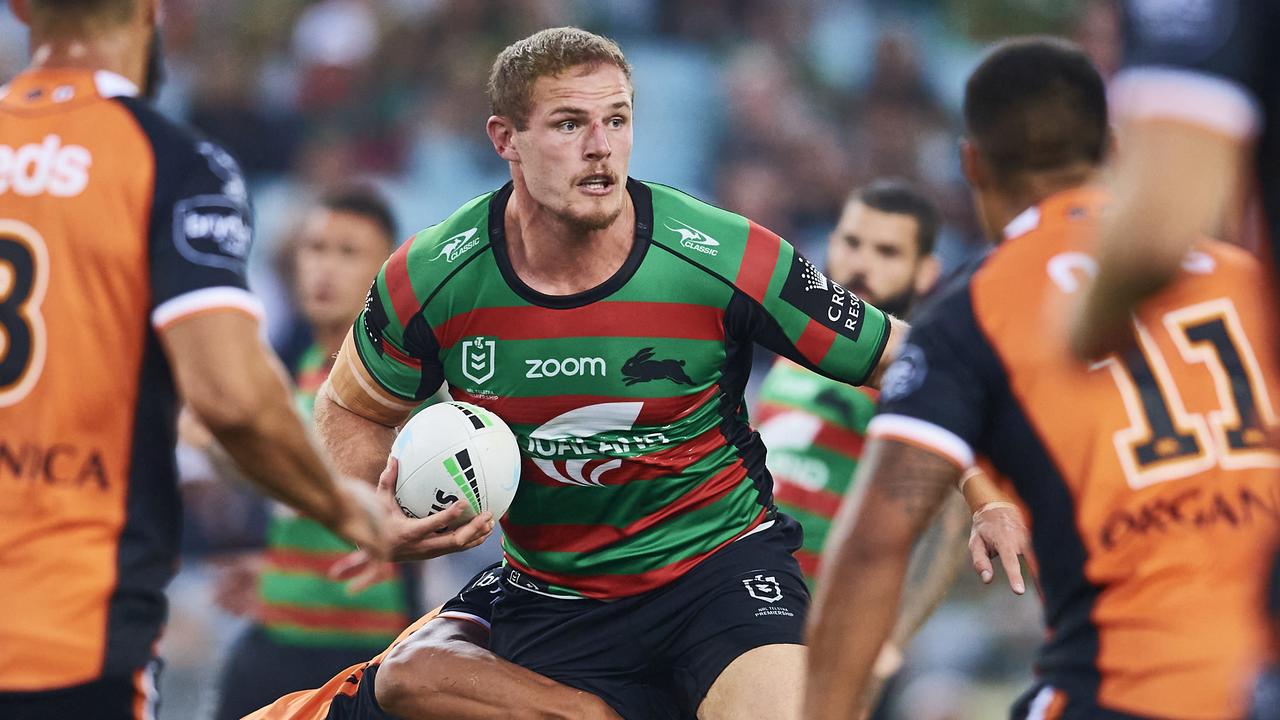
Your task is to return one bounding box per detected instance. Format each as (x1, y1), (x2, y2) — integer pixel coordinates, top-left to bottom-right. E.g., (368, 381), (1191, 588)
(353, 179), (892, 598)
(754, 358), (877, 584)
(257, 345), (413, 647)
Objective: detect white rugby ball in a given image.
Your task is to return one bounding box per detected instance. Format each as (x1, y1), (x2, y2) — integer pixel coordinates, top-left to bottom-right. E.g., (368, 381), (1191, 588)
(390, 401), (520, 529)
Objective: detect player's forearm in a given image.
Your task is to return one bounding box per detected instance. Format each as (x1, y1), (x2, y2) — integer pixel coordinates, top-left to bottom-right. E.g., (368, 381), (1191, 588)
(864, 314), (909, 389)
(806, 528), (911, 719)
(205, 371), (348, 528)
(377, 639), (619, 720)
(888, 492), (968, 648)
(314, 384), (397, 485)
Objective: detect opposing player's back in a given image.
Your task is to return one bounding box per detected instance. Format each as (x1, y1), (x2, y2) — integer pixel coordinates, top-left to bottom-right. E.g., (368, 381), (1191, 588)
(0, 68), (257, 692)
(899, 189), (1279, 717)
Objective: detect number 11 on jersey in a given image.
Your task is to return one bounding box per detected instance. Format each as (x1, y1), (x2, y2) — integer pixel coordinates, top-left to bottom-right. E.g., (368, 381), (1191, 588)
(1102, 298), (1279, 490)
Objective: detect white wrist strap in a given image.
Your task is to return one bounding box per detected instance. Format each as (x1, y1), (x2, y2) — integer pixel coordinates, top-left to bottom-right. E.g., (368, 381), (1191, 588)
(973, 501), (1019, 519)
(957, 466), (983, 492)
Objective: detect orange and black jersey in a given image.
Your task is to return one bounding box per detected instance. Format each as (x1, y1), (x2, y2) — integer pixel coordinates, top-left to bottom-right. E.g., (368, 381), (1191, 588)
(873, 188), (1280, 720)
(0, 69), (260, 693)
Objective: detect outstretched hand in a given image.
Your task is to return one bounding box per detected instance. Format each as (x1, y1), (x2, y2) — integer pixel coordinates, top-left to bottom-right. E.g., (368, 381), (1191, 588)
(330, 456), (496, 593)
(968, 501), (1032, 595)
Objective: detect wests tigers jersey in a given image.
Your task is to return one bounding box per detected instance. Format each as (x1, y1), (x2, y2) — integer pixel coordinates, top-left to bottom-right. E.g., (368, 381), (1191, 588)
(0, 69), (259, 692)
(874, 188), (1280, 719)
(353, 179), (892, 599)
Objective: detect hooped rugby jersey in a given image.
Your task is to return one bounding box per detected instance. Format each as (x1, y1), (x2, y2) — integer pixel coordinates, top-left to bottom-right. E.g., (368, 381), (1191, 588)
(873, 187), (1280, 719)
(754, 358), (876, 583)
(257, 345), (414, 648)
(354, 179), (892, 599)
(0, 69), (260, 691)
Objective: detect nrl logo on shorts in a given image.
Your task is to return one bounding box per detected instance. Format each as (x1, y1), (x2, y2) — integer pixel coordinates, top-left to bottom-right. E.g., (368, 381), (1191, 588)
(743, 574), (782, 603)
(461, 336), (496, 384)
(431, 227), (481, 263)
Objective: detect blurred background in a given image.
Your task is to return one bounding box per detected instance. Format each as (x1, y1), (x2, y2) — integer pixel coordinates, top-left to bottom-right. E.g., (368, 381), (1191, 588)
(0, 1), (1122, 718)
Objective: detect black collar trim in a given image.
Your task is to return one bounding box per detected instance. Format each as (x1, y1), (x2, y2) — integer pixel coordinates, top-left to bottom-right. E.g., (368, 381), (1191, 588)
(487, 178), (653, 309)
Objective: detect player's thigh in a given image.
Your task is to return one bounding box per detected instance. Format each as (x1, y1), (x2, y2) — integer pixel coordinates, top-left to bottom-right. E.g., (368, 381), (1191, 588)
(697, 643), (805, 720)
(663, 514), (810, 716)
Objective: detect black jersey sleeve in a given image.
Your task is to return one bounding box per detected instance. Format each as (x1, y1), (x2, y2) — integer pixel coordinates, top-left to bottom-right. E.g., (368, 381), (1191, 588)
(437, 563), (503, 630)
(870, 280), (1001, 469)
(116, 98), (259, 329)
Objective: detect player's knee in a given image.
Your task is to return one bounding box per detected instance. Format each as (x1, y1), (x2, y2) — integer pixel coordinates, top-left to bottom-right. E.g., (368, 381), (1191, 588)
(375, 641), (449, 713)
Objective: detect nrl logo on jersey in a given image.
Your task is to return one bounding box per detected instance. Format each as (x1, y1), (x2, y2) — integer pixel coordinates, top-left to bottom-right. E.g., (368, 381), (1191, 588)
(461, 336), (496, 384)
(431, 227), (481, 263)
(665, 218), (719, 257)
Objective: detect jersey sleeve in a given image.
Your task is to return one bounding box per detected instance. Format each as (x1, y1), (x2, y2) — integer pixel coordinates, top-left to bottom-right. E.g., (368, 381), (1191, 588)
(350, 242), (447, 403)
(868, 282), (998, 469)
(120, 97), (263, 330)
(1115, 0), (1269, 140)
(729, 228), (891, 386)
(436, 563), (503, 631)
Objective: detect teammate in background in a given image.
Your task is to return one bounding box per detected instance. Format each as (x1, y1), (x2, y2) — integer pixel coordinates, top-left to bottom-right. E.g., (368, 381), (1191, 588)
(758, 181), (1026, 715)
(210, 188), (422, 720)
(0, 0), (430, 716)
(315, 27), (907, 720)
(756, 179), (944, 585)
(1069, 4), (1280, 715)
(246, 562), (620, 720)
(806, 37), (1280, 720)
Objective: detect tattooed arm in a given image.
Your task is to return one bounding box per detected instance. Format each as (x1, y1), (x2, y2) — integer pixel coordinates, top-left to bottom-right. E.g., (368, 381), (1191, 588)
(804, 438), (962, 720)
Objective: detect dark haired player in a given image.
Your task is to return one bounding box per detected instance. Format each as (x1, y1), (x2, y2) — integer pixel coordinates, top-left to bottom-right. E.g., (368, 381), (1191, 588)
(1071, 4), (1280, 715)
(314, 26), (906, 720)
(209, 187), (426, 720)
(0, 2), (413, 718)
(806, 37), (1280, 720)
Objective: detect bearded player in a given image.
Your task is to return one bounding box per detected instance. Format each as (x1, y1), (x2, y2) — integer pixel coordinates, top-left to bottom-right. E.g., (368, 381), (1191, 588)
(806, 37), (1280, 720)
(314, 27), (907, 720)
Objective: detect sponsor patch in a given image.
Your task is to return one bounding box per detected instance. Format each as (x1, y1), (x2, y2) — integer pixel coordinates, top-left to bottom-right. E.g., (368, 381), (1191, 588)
(779, 254), (865, 340)
(879, 343), (927, 403)
(173, 195), (252, 271)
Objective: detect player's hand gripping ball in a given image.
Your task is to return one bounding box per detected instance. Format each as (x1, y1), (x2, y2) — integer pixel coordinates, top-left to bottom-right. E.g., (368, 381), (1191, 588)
(390, 401), (521, 529)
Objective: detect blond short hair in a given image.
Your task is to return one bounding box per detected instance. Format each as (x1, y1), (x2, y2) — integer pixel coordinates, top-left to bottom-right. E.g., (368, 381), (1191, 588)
(488, 27), (632, 130)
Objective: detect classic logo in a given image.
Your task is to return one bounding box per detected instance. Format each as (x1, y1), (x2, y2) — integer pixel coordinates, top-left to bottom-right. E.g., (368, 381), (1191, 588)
(431, 227), (481, 263)
(779, 254), (865, 341)
(743, 574), (783, 603)
(621, 347), (693, 386)
(461, 336), (496, 385)
(666, 218), (719, 257)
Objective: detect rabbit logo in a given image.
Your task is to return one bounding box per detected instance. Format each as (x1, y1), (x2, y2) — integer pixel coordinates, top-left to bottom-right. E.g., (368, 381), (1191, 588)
(621, 347), (694, 386)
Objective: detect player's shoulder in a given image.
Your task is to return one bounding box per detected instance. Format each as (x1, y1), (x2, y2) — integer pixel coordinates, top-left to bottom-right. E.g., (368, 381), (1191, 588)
(643, 180), (763, 279)
(112, 97), (247, 192)
(392, 190), (496, 298)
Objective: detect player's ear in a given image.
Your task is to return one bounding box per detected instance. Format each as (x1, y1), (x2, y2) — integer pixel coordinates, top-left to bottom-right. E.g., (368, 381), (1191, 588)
(486, 115), (521, 163)
(959, 138), (986, 190)
(9, 0), (31, 26)
(913, 254), (940, 297)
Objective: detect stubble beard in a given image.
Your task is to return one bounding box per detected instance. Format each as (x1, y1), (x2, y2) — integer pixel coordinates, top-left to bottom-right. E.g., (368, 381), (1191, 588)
(554, 196), (625, 234)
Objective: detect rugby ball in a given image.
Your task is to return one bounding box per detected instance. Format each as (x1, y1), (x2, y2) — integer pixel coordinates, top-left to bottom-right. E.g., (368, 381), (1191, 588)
(390, 401), (520, 529)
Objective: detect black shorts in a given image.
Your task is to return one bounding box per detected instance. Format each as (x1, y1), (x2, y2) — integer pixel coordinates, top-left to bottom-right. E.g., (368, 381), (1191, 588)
(489, 513), (809, 720)
(0, 662), (160, 720)
(1010, 683), (1153, 720)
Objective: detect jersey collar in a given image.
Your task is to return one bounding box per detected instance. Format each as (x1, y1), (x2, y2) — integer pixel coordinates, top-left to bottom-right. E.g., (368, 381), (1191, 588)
(93, 70), (139, 98)
(1003, 186), (1108, 242)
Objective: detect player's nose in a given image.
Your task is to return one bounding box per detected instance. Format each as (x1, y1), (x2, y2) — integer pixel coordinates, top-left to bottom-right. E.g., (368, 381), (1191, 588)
(583, 121), (611, 160)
